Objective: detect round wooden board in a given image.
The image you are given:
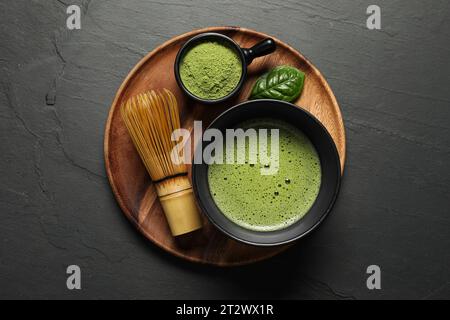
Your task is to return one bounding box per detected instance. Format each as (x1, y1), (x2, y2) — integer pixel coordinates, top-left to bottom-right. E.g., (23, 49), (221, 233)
(104, 26), (346, 266)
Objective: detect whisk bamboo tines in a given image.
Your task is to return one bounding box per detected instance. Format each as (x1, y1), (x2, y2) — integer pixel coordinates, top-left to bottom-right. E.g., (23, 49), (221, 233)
(121, 89), (202, 236)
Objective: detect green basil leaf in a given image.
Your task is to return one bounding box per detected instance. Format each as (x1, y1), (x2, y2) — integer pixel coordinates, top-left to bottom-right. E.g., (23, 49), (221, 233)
(249, 65), (305, 102)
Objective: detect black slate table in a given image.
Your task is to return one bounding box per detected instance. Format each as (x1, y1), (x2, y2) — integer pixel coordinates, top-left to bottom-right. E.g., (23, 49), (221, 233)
(0, 0), (449, 299)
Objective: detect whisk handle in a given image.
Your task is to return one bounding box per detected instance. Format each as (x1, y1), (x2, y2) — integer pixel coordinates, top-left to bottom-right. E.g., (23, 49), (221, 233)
(155, 176), (203, 236)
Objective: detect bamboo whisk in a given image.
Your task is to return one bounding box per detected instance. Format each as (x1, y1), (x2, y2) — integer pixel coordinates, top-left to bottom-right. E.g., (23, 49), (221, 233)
(121, 89), (202, 236)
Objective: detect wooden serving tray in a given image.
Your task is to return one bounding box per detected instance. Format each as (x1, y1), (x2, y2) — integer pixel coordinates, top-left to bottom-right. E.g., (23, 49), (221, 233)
(104, 27), (346, 266)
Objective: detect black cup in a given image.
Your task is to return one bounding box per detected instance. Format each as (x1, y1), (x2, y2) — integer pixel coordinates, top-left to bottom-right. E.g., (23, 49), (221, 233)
(192, 100), (341, 246)
(174, 32), (276, 104)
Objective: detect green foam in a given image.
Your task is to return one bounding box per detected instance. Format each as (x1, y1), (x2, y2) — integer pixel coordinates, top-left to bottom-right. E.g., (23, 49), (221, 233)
(208, 119), (321, 232)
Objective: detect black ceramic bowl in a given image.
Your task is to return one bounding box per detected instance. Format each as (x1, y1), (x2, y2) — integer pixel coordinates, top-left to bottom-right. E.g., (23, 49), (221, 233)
(192, 100), (341, 246)
(174, 32), (276, 104)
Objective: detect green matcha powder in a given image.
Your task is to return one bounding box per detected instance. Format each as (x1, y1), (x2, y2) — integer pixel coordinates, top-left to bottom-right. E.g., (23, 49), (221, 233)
(179, 41), (243, 100)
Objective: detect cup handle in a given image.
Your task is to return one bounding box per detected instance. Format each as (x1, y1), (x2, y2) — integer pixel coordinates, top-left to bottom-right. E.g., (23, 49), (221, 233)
(242, 38), (276, 65)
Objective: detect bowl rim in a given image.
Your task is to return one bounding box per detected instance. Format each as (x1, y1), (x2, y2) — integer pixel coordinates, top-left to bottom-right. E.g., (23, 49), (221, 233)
(192, 99), (342, 246)
(174, 32), (247, 104)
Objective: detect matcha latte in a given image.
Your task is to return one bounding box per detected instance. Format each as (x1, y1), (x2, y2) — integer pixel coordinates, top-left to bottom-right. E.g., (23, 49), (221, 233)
(208, 119), (322, 232)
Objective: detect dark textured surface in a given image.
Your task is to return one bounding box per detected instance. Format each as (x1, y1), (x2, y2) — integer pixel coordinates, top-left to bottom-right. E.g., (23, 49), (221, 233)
(1, 0), (449, 300)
